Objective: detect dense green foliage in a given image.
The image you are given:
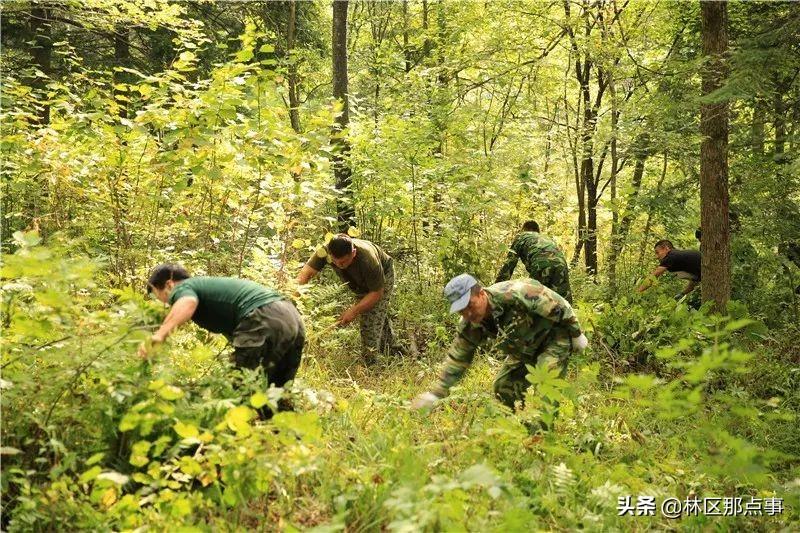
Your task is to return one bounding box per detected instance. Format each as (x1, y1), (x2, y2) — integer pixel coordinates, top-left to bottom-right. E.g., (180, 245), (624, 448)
(2, 0), (799, 530)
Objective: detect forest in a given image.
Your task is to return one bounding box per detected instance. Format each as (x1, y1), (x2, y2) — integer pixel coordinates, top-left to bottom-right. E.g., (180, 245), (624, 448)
(1, 0), (799, 530)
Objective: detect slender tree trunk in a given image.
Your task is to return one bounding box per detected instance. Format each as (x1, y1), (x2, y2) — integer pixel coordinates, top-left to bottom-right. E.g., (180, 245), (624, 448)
(332, 0), (355, 230)
(700, 0), (731, 313)
(609, 78), (619, 245)
(751, 96), (765, 156)
(791, 83), (799, 155)
(402, 0), (412, 73)
(30, 6), (52, 125)
(579, 77), (597, 275)
(422, 0), (431, 58)
(608, 135), (650, 291)
(287, 0), (302, 133)
(114, 26), (131, 119)
(773, 75), (786, 161)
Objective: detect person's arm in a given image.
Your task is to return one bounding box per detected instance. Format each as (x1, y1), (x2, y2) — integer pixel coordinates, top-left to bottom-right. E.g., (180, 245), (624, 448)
(138, 297), (198, 357)
(296, 264), (320, 285)
(495, 248), (519, 283)
(412, 327), (481, 409)
(338, 288), (384, 325)
(636, 266), (668, 293)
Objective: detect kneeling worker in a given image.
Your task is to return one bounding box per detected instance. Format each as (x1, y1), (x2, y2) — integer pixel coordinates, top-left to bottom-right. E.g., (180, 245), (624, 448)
(637, 239), (701, 298)
(296, 234), (399, 365)
(413, 274), (588, 415)
(140, 264), (305, 416)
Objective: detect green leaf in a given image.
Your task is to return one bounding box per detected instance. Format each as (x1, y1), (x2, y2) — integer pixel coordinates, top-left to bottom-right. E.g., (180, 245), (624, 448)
(86, 452), (105, 465)
(97, 471), (130, 485)
(119, 413), (139, 432)
(225, 405), (255, 436)
(724, 318), (754, 332)
(171, 496), (192, 517)
(250, 392), (269, 409)
(235, 49), (254, 62)
(0, 447), (22, 455)
(158, 385), (184, 401)
(174, 421), (200, 439)
(79, 465), (102, 484)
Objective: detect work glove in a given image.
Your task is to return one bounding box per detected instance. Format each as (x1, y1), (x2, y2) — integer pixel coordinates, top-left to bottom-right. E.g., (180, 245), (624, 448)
(411, 391), (439, 410)
(571, 333), (588, 351)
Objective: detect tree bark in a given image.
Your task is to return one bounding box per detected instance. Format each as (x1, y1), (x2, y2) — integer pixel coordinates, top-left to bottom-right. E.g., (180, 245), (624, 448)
(114, 26), (131, 119)
(332, 0), (355, 231)
(773, 75), (786, 162)
(700, 0), (731, 313)
(287, 0), (302, 133)
(751, 96), (765, 156)
(402, 0), (412, 73)
(30, 5), (52, 125)
(608, 134), (650, 291)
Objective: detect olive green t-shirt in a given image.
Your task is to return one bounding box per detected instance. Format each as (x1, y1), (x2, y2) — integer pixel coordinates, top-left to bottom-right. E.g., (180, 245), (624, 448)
(168, 277), (285, 337)
(306, 238), (392, 295)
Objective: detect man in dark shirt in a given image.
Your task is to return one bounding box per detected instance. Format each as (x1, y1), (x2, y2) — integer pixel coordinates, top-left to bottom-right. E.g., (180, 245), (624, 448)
(296, 234), (398, 365)
(637, 239), (701, 296)
(139, 264), (305, 417)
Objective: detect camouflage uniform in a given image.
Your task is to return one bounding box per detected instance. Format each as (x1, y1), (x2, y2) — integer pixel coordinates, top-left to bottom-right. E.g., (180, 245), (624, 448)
(496, 231), (573, 303)
(306, 238), (398, 365)
(359, 267), (398, 364)
(431, 279), (582, 410)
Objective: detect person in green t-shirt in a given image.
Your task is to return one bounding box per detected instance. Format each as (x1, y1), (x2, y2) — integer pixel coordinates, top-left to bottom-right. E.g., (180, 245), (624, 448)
(296, 234), (399, 365)
(139, 264), (305, 417)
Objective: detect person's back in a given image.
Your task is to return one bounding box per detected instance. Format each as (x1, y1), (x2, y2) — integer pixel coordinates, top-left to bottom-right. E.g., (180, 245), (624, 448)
(168, 276), (285, 338)
(497, 226), (572, 303)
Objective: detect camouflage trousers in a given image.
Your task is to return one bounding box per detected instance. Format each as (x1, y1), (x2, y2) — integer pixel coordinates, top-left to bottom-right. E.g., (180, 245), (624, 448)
(535, 266), (573, 304)
(358, 269), (398, 365)
(230, 300), (305, 417)
(492, 332), (572, 411)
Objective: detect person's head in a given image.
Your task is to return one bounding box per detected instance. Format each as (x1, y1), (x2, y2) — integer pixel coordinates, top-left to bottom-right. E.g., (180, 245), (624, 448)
(327, 234), (357, 269)
(146, 264), (191, 303)
(695, 228), (702, 242)
(444, 273), (490, 325)
(654, 239), (674, 260)
(522, 220), (540, 233)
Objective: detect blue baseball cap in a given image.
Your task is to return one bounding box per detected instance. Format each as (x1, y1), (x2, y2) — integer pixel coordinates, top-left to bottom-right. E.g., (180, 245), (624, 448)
(444, 273), (478, 313)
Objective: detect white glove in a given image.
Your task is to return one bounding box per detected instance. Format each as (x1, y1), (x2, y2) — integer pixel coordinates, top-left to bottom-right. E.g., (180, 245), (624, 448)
(411, 391), (439, 410)
(571, 333), (588, 351)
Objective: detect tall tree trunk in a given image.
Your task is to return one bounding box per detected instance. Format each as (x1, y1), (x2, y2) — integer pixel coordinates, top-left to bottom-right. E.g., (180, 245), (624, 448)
(402, 0), (412, 73)
(791, 83), (799, 155)
(332, 0), (355, 231)
(30, 5), (52, 125)
(422, 0), (431, 58)
(287, 0), (302, 133)
(114, 26), (131, 120)
(772, 74), (789, 163)
(608, 135), (650, 291)
(751, 96), (765, 156)
(700, 0), (731, 313)
(773, 75), (786, 162)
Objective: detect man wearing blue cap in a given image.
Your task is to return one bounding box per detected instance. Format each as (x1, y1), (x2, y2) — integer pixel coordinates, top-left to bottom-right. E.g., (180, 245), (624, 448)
(412, 274), (587, 414)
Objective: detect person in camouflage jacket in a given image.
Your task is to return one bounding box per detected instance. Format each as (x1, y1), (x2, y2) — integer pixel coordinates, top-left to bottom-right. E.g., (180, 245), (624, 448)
(495, 220), (573, 303)
(412, 274), (588, 413)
